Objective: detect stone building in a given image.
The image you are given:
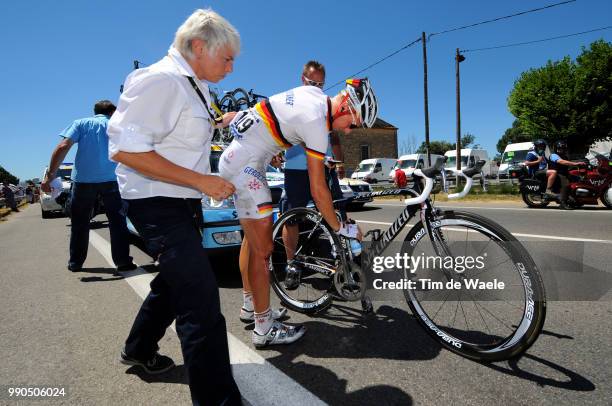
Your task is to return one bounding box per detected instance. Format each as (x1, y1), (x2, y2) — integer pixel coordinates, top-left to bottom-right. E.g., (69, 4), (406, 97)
(337, 118), (398, 176)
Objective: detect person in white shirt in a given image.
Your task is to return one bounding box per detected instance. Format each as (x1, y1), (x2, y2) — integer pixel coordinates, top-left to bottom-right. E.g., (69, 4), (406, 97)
(107, 9), (241, 406)
(219, 78), (378, 347)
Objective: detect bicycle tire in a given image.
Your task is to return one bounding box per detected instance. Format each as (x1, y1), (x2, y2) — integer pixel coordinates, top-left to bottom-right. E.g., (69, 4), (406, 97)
(402, 210), (546, 361)
(270, 208), (345, 314)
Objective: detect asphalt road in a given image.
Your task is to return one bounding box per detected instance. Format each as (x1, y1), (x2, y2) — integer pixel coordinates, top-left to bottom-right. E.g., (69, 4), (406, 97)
(1, 203), (611, 405)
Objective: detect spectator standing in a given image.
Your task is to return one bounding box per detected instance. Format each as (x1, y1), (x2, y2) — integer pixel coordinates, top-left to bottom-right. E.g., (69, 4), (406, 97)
(41, 100), (135, 273)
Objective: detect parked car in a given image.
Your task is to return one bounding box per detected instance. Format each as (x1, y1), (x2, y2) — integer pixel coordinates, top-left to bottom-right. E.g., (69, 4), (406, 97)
(339, 178), (373, 209)
(127, 145), (284, 255)
(40, 163), (73, 218)
(351, 158), (396, 184)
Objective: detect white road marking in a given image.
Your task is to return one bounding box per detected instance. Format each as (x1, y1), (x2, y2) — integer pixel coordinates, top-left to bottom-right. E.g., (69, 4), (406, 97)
(355, 220), (612, 244)
(371, 201), (612, 213)
(90, 231), (325, 406)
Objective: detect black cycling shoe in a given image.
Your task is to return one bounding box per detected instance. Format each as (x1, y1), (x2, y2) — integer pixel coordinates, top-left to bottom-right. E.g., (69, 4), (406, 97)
(284, 265), (301, 290)
(120, 350), (175, 374)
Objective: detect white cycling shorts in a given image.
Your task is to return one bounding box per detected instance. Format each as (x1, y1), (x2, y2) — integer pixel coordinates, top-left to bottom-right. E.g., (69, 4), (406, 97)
(218, 141), (275, 219)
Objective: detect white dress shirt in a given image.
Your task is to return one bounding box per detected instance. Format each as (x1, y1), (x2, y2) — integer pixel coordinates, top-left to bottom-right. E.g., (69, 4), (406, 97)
(108, 46), (217, 199)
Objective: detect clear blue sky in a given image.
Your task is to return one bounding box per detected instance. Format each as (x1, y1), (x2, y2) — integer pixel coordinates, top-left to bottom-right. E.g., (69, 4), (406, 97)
(1, 0), (610, 181)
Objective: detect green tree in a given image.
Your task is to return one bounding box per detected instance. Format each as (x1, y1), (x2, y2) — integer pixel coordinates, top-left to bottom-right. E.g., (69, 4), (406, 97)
(496, 119), (532, 153)
(416, 140), (454, 155)
(416, 134), (477, 155)
(0, 165), (19, 185)
(507, 40), (612, 153)
(573, 40), (612, 147)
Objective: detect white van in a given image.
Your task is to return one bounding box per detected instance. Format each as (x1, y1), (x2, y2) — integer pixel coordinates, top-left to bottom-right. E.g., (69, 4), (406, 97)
(498, 142), (550, 180)
(351, 158), (396, 183)
(387, 153), (444, 182)
(444, 149), (490, 177)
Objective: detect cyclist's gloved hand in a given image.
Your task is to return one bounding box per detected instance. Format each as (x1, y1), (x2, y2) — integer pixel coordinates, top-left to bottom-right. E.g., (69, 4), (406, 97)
(337, 223), (361, 240)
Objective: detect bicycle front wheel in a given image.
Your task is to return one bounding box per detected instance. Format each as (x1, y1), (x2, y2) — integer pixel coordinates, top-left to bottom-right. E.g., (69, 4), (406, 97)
(403, 210), (546, 361)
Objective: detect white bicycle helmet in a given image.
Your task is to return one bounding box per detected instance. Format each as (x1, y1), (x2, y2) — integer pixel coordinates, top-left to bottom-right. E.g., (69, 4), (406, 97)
(345, 78), (378, 128)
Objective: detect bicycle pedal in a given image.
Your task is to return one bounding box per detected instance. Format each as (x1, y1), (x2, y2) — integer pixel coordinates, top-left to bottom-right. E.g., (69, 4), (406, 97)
(364, 229), (382, 240)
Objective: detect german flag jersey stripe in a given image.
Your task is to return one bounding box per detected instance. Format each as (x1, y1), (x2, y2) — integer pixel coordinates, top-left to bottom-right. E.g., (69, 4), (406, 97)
(257, 202), (274, 214)
(304, 147), (325, 161)
(255, 101), (292, 149)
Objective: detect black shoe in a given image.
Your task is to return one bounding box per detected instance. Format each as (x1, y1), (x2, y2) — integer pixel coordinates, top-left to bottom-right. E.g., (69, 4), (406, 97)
(120, 350), (175, 374)
(67, 263), (82, 272)
(116, 262), (138, 272)
(559, 202), (574, 210)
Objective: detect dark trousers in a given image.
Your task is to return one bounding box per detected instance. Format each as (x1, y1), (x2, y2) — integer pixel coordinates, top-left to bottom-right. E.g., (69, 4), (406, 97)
(123, 197), (241, 406)
(282, 168), (347, 220)
(69, 181), (131, 268)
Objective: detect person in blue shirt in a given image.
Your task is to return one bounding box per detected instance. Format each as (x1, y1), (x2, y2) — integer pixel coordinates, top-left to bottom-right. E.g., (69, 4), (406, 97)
(281, 61), (347, 290)
(523, 139), (557, 194)
(547, 140), (586, 209)
(524, 139), (548, 177)
(41, 100), (135, 272)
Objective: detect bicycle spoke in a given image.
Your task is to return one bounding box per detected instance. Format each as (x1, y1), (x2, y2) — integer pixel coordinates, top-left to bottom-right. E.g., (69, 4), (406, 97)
(431, 289), (454, 323)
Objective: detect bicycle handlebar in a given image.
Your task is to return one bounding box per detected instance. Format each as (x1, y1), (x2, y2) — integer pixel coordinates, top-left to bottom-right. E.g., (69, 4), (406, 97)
(443, 159), (486, 199)
(401, 157), (445, 205)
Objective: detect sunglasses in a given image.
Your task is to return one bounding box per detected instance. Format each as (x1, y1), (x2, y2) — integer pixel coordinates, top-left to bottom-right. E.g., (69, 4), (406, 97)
(303, 75), (325, 88)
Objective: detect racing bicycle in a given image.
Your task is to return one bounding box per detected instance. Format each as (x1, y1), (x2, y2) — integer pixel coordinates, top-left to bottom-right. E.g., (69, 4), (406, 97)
(269, 158), (546, 361)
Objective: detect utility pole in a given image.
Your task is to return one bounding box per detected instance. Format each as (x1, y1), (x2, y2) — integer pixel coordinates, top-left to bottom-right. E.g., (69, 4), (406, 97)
(455, 48), (465, 184)
(422, 32), (431, 166)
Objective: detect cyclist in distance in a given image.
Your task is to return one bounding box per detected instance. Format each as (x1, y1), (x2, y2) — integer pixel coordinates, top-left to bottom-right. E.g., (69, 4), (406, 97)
(219, 78), (378, 347)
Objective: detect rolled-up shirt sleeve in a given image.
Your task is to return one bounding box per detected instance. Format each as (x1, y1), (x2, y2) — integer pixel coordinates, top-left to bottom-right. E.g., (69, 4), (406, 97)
(108, 71), (184, 159)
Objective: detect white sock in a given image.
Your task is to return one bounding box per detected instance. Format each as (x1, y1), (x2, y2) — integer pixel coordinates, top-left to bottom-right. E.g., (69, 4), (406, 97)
(242, 291), (254, 312)
(254, 308), (273, 335)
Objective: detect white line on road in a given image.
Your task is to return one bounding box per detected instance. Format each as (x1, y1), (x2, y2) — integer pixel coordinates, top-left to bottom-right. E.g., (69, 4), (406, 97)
(90, 231), (325, 406)
(355, 220), (612, 244)
(371, 201), (612, 213)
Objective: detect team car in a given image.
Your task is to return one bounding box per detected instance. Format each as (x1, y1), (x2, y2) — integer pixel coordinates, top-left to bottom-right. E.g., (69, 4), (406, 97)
(126, 145), (285, 255)
(339, 177), (373, 208)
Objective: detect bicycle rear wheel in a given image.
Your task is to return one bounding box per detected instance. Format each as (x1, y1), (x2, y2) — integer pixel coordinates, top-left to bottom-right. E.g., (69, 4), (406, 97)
(403, 210), (546, 361)
(270, 208), (344, 314)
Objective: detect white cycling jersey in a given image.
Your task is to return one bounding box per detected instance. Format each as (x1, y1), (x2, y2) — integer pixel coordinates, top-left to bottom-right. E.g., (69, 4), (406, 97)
(229, 85), (332, 160)
(219, 86), (332, 219)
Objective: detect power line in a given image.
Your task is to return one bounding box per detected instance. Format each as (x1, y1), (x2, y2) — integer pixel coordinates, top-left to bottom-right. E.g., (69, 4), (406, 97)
(461, 26), (612, 53)
(325, 1), (576, 90)
(428, 0), (577, 38)
(324, 37), (422, 91)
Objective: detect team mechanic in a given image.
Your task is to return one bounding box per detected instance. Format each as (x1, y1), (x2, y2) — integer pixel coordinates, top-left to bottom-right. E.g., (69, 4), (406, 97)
(219, 78), (378, 347)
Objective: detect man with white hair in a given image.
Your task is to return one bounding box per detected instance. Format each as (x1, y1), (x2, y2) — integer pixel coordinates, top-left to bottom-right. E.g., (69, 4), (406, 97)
(108, 9), (242, 405)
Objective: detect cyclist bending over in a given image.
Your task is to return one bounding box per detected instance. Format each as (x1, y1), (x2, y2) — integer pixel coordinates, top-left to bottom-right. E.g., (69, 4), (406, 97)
(219, 78), (378, 347)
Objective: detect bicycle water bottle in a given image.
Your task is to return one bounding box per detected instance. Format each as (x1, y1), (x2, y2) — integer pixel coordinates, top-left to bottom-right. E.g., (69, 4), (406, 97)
(349, 238), (362, 257)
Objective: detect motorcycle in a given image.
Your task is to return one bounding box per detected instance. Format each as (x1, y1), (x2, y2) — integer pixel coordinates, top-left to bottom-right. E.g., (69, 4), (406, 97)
(510, 153), (612, 209)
